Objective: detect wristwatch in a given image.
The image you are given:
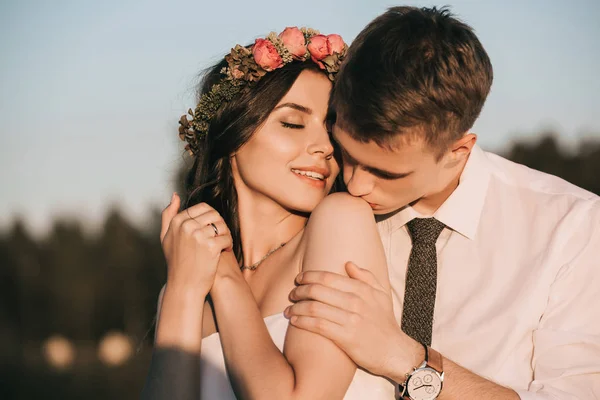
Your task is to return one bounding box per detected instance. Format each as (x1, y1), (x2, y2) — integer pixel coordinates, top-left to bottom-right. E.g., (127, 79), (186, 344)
(399, 344), (444, 400)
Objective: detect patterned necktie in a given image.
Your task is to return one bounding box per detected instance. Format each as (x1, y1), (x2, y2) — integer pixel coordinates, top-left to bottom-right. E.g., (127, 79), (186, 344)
(401, 217), (446, 346)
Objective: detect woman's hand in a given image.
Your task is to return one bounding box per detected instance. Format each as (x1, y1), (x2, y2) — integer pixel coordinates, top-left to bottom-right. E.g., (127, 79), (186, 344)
(160, 193), (233, 296)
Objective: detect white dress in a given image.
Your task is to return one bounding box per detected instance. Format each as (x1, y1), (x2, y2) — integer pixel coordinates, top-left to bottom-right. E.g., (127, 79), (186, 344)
(200, 313), (396, 399)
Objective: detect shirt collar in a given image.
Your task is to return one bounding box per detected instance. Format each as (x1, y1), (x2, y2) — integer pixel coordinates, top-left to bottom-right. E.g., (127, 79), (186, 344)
(380, 144), (491, 240)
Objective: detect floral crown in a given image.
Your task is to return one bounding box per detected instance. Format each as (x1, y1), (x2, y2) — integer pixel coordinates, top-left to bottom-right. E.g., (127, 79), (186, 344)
(178, 27), (348, 155)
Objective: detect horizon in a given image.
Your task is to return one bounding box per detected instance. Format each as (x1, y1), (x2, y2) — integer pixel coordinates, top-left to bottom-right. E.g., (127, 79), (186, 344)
(1, 0), (599, 235)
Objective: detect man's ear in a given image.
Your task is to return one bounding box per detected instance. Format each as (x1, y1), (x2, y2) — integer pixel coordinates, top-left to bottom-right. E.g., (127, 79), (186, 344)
(451, 132), (477, 159)
(440, 132), (476, 168)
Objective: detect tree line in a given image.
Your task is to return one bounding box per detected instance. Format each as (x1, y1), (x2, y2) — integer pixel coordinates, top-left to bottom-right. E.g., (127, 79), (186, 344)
(1, 133), (598, 399)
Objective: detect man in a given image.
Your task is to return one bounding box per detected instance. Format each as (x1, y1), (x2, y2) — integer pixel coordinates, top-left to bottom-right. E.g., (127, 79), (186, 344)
(285, 6), (600, 399)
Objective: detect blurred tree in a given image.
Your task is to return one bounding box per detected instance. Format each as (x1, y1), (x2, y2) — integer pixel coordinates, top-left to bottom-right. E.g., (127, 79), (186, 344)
(5, 220), (42, 344)
(0, 132), (598, 399)
(505, 133), (600, 195)
(40, 219), (93, 340)
(575, 138), (600, 195)
(135, 207), (167, 346)
(92, 208), (146, 340)
(0, 222), (28, 366)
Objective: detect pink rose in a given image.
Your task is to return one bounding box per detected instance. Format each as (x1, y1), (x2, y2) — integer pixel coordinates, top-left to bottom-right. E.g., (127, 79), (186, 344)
(253, 39), (283, 71)
(327, 34), (345, 54)
(307, 34), (332, 62)
(279, 27), (306, 59)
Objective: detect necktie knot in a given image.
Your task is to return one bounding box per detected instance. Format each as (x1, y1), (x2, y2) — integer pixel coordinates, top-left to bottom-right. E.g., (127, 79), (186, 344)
(407, 218), (445, 245)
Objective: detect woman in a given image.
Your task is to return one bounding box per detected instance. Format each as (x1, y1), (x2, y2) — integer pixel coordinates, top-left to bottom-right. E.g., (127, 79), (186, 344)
(143, 27), (395, 399)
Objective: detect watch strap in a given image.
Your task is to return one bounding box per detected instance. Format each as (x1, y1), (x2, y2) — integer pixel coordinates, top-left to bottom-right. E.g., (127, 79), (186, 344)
(427, 346), (443, 374)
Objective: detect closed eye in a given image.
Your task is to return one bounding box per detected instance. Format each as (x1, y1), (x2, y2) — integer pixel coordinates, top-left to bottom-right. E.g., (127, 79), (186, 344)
(373, 171), (406, 180)
(281, 122), (304, 129)
(341, 148), (411, 180)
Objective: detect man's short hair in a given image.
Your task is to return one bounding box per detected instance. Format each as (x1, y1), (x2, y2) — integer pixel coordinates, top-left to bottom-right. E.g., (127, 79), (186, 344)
(330, 6), (493, 158)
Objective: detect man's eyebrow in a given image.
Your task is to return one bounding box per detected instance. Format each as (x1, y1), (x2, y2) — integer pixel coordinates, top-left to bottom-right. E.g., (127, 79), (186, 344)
(340, 145), (414, 179)
(273, 102), (313, 114)
(366, 166), (414, 179)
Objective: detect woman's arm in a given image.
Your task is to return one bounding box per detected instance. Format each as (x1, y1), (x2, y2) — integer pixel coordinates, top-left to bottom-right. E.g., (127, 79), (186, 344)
(141, 284), (206, 400)
(141, 194), (232, 399)
(210, 193), (390, 400)
(154, 283), (207, 351)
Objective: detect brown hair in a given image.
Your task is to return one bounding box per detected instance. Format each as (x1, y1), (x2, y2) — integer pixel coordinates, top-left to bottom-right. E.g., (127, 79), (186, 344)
(184, 59), (339, 266)
(330, 6), (493, 158)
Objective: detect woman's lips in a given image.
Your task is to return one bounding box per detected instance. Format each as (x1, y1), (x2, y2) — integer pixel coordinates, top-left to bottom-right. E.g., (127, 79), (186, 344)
(291, 169), (327, 188)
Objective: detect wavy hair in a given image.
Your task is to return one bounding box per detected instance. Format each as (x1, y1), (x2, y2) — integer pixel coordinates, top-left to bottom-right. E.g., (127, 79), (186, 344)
(183, 59), (341, 266)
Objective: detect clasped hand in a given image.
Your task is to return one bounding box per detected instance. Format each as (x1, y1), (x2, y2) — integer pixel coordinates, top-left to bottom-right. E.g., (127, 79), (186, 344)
(160, 193), (234, 295)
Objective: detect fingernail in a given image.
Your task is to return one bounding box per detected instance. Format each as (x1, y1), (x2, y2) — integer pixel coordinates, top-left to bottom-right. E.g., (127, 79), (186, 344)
(296, 273), (303, 283)
(171, 192), (176, 202)
(288, 289), (296, 301)
(284, 306), (291, 317)
(290, 316), (298, 324)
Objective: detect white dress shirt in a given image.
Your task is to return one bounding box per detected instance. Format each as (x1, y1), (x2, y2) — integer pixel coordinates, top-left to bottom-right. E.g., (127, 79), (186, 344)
(377, 144), (600, 399)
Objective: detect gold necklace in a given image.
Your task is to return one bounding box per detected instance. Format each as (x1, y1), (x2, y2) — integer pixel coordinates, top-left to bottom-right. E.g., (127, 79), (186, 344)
(240, 242), (287, 271)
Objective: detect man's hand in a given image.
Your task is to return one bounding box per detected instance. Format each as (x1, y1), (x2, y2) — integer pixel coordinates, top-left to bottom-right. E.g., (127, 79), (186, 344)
(285, 261), (522, 399)
(284, 261), (424, 380)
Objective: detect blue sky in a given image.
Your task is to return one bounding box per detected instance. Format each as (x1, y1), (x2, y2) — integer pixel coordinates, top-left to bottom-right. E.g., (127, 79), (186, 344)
(1, 0), (599, 235)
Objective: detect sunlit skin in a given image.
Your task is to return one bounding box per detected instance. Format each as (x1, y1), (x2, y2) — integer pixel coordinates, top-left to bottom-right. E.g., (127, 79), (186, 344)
(156, 68), (400, 399)
(285, 124), (520, 399)
(231, 69), (340, 266)
(156, 69), (340, 353)
(234, 71), (338, 212)
(332, 124), (477, 216)
(155, 65), (519, 398)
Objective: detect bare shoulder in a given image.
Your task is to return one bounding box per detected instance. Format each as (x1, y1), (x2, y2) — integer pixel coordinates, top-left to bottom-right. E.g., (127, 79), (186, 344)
(301, 193), (387, 284)
(307, 192), (374, 229)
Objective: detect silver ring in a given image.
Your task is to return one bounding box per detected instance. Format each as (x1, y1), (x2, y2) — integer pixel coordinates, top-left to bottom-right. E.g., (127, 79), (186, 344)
(210, 223), (219, 237)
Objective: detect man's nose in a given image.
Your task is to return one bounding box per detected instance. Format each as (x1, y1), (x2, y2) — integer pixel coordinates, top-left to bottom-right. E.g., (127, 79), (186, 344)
(345, 166), (374, 197)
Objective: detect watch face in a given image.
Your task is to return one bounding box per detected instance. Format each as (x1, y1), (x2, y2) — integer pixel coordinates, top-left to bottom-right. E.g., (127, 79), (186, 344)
(406, 367), (442, 400)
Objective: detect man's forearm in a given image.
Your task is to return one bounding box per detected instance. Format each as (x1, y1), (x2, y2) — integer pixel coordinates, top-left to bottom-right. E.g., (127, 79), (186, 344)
(437, 358), (519, 400)
(386, 348), (519, 400)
